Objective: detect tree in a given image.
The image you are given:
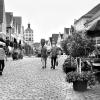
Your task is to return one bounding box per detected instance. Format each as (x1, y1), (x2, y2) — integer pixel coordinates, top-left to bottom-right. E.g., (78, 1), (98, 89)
(62, 32), (95, 73)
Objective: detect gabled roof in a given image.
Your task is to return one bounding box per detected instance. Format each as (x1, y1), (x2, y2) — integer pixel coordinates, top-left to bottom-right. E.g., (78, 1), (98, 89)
(85, 4), (100, 16)
(75, 4), (100, 24)
(52, 34), (59, 44)
(6, 12), (13, 27)
(0, 0), (4, 24)
(13, 16), (22, 34)
(85, 10), (100, 25)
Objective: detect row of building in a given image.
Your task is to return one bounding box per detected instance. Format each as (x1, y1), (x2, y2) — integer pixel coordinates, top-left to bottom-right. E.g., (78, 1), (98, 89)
(0, 0), (34, 50)
(36, 3), (100, 52)
(33, 27), (70, 51)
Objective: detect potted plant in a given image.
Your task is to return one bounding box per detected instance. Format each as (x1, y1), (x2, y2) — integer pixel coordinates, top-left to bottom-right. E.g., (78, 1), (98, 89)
(66, 71), (96, 91)
(62, 32), (95, 91)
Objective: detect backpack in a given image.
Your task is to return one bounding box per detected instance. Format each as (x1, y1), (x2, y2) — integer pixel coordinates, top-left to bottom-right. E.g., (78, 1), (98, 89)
(51, 47), (57, 57)
(41, 46), (47, 58)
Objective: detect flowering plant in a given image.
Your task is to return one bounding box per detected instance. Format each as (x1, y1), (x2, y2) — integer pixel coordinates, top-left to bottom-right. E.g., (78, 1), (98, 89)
(66, 71), (96, 86)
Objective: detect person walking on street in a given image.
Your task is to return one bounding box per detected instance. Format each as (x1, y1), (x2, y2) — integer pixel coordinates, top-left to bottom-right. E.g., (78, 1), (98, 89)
(50, 41), (58, 69)
(41, 39), (48, 69)
(0, 42), (6, 75)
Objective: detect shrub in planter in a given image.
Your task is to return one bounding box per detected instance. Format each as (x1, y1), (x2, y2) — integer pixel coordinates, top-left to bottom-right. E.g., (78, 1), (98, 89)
(66, 71), (96, 91)
(63, 58), (77, 74)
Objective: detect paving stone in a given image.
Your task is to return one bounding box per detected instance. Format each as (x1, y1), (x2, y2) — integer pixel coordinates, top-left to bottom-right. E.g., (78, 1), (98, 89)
(0, 56), (99, 100)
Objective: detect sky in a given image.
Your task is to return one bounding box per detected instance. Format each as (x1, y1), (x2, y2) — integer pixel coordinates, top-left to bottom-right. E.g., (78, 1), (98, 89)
(5, 0), (100, 42)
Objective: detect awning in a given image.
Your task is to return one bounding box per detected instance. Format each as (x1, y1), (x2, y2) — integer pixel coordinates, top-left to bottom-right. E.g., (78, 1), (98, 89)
(86, 20), (100, 37)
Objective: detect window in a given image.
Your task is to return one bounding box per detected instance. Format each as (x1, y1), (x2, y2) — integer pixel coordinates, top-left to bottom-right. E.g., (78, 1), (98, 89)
(26, 34), (28, 36)
(25, 38), (28, 40)
(29, 34), (31, 36)
(29, 38), (31, 41)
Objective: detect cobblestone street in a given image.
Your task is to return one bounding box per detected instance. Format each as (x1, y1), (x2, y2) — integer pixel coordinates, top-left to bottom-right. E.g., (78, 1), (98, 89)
(0, 56), (100, 100)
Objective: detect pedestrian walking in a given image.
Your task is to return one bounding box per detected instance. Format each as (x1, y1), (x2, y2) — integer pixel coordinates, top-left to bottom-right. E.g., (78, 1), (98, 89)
(41, 39), (48, 69)
(0, 42), (6, 75)
(50, 41), (58, 69)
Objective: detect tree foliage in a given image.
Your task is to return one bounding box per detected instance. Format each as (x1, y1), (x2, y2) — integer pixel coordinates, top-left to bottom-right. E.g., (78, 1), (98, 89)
(62, 32), (95, 58)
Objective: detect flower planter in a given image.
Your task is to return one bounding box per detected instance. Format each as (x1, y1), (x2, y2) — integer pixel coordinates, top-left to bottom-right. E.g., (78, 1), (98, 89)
(73, 81), (87, 92)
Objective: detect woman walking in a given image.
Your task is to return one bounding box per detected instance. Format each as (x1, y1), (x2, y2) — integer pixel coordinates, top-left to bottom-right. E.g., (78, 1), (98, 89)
(41, 39), (48, 69)
(50, 41), (58, 69)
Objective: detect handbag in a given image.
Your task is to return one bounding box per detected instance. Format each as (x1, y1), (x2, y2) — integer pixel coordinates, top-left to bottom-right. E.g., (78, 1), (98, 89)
(56, 58), (58, 66)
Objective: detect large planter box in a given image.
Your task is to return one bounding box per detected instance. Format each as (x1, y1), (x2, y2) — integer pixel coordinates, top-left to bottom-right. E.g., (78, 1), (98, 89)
(73, 81), (87, 92)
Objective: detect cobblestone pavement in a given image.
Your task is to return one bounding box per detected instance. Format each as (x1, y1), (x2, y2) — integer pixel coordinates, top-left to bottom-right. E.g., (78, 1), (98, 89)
(0, 56), (100, 100)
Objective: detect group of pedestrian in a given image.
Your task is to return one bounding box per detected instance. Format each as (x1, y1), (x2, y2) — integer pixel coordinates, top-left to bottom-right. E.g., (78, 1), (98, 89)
(40, 39), (58, 69)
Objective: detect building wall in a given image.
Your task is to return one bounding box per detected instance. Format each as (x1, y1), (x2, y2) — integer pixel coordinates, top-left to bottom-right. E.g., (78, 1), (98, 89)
(24, 32), (34, 44)
(0, 0), (6, 40)
(56, 34), (62, 48)
(74, 18), (89, 32)
(24, 24), (34, 47)
(63, 28), (70, 40)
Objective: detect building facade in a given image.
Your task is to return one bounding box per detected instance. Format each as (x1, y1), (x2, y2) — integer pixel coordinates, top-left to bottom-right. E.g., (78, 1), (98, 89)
(6, 12), (13, 41)
(24, 23), (34, 47)
(63, 28), (70, 40)
(0, 0), (6, 40)
(56, 33), (63, 48)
